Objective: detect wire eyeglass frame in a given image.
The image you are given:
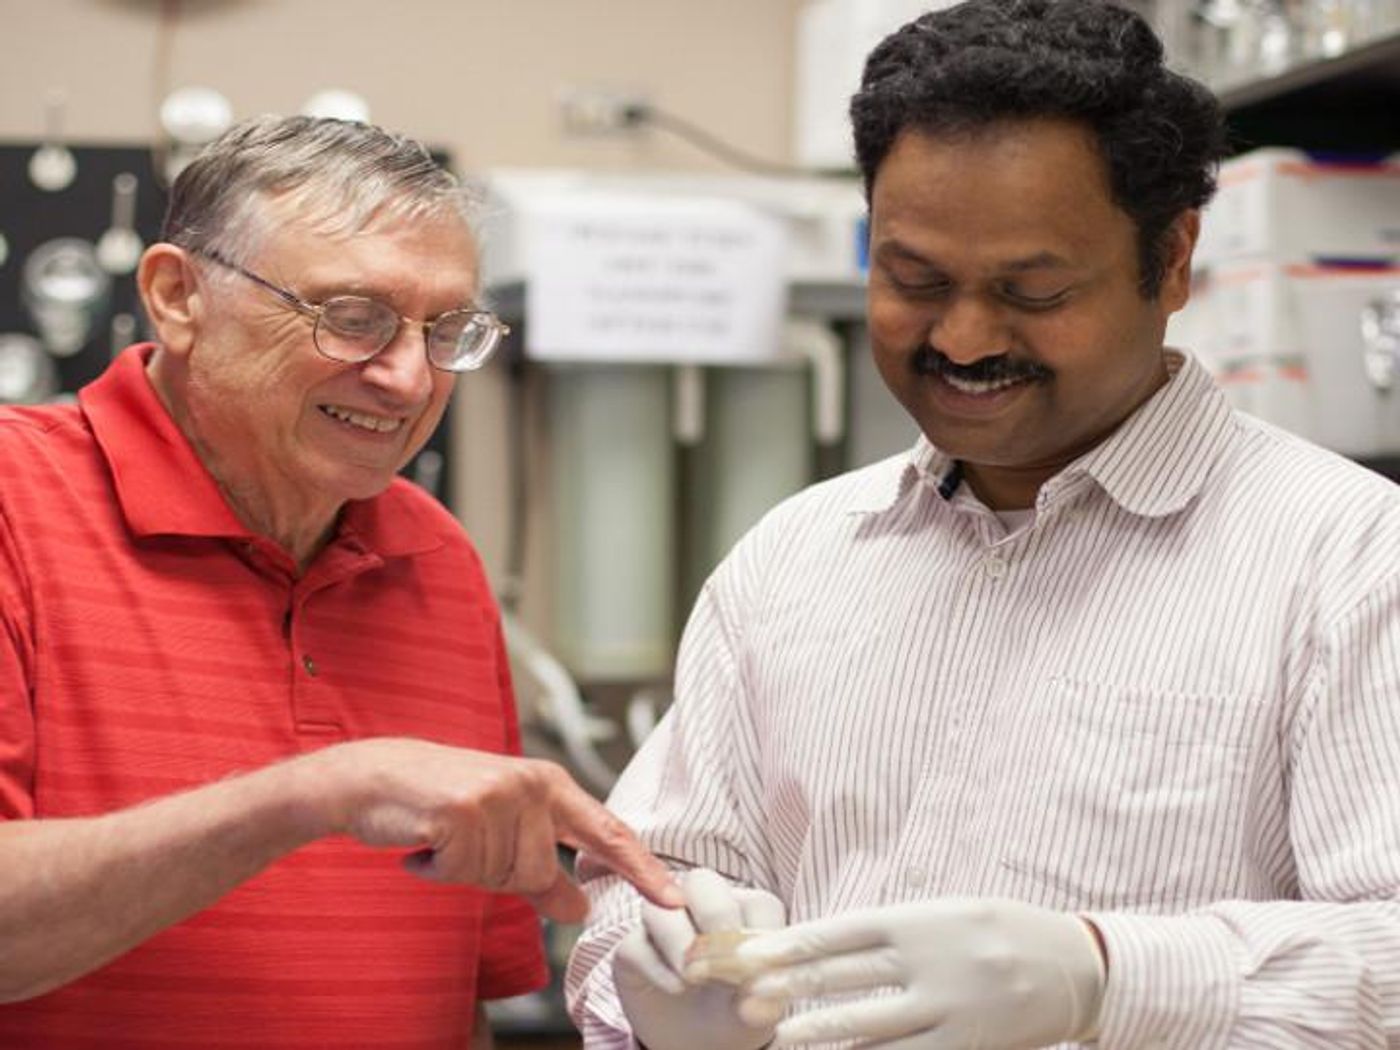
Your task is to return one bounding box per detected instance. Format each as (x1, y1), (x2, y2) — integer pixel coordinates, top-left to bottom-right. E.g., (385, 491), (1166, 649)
(194, 248), (508, 373)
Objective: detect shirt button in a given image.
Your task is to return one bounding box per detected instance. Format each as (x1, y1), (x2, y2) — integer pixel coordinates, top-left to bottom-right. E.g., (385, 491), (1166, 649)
(302, 655), (318, 677)
(906, 865), (928, 888)
(983, 555), (1007, 579)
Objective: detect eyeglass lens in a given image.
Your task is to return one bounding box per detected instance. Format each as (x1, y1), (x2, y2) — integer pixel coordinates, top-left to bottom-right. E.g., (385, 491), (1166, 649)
(315, 297), (500, 371)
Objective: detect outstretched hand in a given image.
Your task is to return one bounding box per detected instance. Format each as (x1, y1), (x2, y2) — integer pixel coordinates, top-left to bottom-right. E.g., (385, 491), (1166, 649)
(308, 738), (683, 922)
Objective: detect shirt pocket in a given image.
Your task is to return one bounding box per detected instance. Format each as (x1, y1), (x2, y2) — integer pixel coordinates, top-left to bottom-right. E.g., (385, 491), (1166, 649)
(994, 676), (1267, 911)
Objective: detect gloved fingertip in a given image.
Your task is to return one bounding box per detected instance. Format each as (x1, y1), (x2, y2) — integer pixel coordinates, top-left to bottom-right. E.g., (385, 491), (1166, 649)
(745, 972), (789, 999)
(655, 969), (687, 996)
(736, 993), (787, 1028)
(614, 933), (686, 997)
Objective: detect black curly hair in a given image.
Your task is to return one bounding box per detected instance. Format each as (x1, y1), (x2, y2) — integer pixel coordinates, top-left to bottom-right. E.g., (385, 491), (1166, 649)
(851, 0), (1228, 296)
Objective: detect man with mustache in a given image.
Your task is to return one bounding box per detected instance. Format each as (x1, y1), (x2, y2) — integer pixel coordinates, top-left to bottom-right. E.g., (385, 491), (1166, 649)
(566, 1), (1400, 1048)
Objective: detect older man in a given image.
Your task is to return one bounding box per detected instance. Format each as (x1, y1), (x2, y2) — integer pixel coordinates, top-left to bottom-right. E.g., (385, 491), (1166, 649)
(0, 116), (678, 1049)
(567, 2), (1400, 1049)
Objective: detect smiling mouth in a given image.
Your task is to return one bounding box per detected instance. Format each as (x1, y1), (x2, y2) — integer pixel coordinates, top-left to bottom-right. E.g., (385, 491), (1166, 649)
(939, 373), (1032, 396)
(911, 347), (1052, 395)
(319, 404), (404, 434)
(935, 372), (1041, 398)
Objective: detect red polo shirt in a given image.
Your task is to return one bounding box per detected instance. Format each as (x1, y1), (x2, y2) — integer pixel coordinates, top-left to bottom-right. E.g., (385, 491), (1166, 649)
(0, 346), (548, 1048)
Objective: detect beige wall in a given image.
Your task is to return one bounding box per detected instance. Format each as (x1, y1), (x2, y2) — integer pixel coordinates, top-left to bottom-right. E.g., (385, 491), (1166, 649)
(0, 0), (807, 648)
(0, 0), (803, 171)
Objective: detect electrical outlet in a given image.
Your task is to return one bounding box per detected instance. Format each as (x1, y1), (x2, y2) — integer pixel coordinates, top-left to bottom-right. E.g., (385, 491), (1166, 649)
(558, 88), (649, 134)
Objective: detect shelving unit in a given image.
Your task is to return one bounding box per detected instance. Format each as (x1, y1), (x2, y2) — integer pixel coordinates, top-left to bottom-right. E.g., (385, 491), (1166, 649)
(1201, 24), (1400, 484)
(1214, 28), (1400, 152)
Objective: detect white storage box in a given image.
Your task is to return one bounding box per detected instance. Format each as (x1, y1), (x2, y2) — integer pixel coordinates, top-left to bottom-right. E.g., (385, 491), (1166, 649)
(1174, 261), (1400, 457)
(1196, 149), (1400, 268)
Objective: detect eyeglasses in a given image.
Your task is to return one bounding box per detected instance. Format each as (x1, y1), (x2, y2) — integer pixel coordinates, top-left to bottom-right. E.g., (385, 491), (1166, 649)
(194, 248), (508, 373)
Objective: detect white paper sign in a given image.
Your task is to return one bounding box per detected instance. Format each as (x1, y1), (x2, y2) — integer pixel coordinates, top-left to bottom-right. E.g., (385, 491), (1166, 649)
(523, 192), (788, 364)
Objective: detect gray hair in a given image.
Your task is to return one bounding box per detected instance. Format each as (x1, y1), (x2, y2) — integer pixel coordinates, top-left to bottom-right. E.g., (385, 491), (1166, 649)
(160, 114), (478, 267)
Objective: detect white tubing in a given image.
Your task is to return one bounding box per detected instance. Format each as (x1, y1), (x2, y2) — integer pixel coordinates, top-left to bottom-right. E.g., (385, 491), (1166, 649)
(503, 611), (619, 795)
(783, 318), (845, 445)
(673, 363), (706, 446)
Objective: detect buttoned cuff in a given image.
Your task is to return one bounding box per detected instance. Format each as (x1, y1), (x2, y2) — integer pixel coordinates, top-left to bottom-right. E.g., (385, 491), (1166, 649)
(1084, 911), (1240, 1050)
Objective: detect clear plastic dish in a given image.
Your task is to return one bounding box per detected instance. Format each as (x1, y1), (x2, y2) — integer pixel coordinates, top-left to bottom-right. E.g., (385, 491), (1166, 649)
(683, 929), (768, 985)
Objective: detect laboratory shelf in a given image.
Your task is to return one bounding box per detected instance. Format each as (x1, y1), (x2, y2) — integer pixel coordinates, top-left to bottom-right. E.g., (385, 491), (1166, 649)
(1216, 28), (1400, 111)
(1214, 28), (1400, 153)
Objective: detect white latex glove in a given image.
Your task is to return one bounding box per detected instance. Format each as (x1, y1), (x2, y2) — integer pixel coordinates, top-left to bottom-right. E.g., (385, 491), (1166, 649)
(613, 868), (788, 1050)
(734, 897), (1106, 1049)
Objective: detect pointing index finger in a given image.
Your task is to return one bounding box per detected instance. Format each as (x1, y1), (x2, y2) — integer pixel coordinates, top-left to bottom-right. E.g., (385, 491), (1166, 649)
(551, 777), (684, 909)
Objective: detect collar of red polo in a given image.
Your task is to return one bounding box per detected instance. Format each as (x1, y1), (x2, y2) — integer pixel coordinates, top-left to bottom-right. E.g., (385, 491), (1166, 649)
(80, 344), (444, 559)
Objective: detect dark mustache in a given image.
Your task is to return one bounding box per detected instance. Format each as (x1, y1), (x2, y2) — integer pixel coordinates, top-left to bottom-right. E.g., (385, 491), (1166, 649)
(912, 346), (1052, 384)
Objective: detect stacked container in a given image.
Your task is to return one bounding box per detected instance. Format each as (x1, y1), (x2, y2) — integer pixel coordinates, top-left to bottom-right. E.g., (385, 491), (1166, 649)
(1171, 148), (1400, 456)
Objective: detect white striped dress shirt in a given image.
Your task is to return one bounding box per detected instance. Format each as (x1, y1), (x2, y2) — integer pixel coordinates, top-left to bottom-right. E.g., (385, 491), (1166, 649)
(566, 351), (1400, 1049)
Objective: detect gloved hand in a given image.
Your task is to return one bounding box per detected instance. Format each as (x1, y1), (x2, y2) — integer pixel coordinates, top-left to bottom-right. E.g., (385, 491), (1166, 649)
(733, 897), (1106, 1049)
(613, 868), (787, 1050)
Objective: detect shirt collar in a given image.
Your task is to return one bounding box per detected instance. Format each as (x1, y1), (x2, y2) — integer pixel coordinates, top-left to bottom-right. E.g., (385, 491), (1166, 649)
(80, 345), (444, 558)
(844, 435), (957, 515)
(848, 350), (1236, 520)
(1062, 350), (1236, 517)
